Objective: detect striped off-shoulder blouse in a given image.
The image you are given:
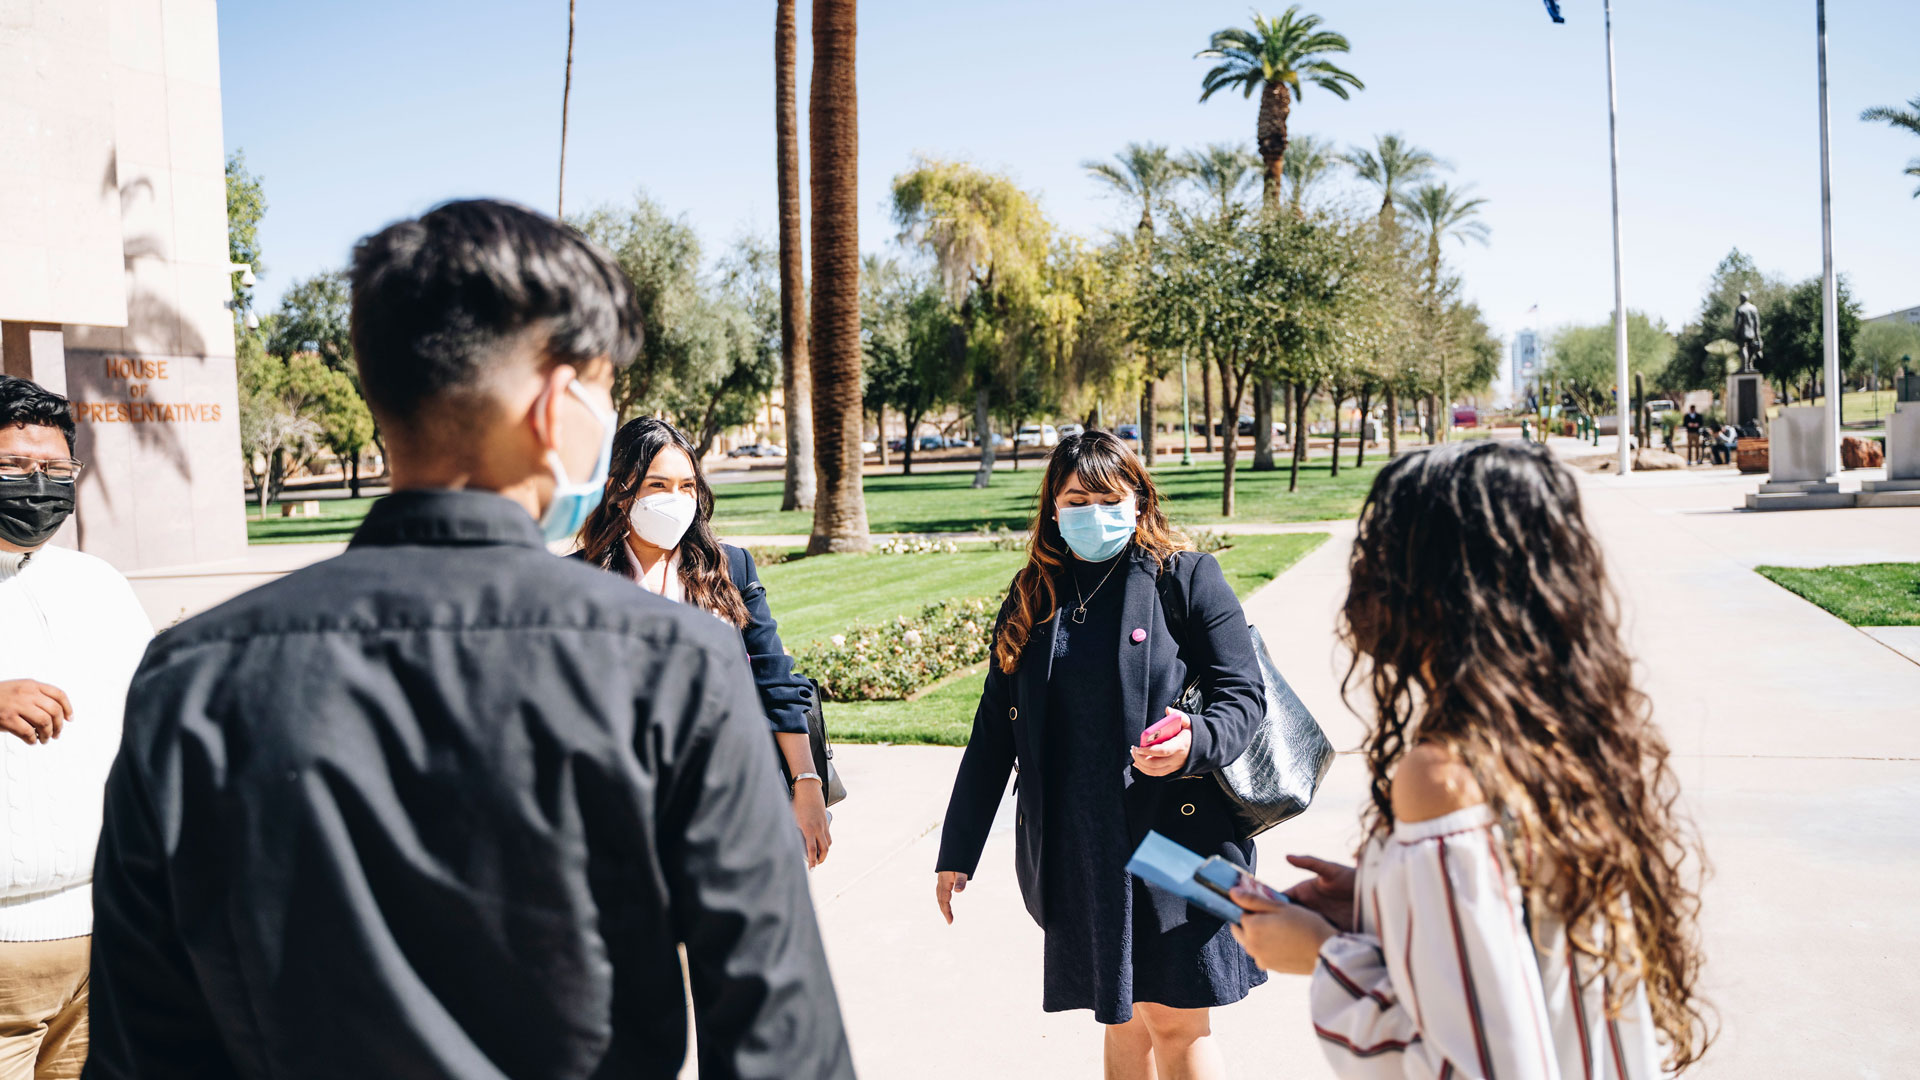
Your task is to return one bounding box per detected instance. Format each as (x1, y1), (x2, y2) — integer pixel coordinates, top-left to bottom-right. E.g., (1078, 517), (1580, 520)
(1310, 805), (1668, 1079)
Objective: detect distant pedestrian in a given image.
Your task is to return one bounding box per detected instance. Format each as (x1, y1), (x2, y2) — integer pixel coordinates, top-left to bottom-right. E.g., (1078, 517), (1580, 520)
(1229, 441), (1711, 1078)
(577, 417), (832, 866)
(85, 200), (854, 1080)
(936, 430), (1267, 1078)
(1683, 404), (1704, 463)
(1714, 424), (1738, 465)
(0, 375), (153, 1080)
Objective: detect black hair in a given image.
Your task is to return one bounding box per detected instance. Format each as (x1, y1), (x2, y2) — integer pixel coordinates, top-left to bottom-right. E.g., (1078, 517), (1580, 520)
(348, 198), (644, 424)
(0, 376), (76, 452)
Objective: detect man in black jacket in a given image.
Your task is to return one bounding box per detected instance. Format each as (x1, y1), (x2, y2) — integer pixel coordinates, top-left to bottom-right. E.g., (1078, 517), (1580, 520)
(85, 200), (854, 1080)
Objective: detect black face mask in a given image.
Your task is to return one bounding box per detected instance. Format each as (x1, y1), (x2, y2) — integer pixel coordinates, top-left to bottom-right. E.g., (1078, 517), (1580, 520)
(0, 474), (76, 549)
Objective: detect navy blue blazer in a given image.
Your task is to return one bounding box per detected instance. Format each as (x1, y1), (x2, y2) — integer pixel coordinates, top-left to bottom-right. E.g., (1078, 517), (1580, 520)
(935, 548), (1266, 929)
(575, 543), (812, 736)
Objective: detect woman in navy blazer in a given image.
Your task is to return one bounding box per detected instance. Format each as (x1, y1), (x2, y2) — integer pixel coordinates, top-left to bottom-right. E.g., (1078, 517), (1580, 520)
(935, 431), (1267, 1077)
(576, 417), (830, 866)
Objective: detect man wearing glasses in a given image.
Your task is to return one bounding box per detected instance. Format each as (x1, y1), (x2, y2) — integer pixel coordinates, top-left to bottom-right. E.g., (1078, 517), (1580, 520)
(0, 374), (153, 1079)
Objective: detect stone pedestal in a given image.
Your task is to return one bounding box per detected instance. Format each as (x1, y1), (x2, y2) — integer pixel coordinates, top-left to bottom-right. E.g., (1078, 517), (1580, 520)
(1726, 372), (1773, 436)
(1858, 404), (1920, 508)
(1745, 406), (1854, 510)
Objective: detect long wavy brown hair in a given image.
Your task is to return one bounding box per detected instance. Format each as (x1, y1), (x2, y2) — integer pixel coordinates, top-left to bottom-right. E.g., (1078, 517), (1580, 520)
(1340, 440), (1711, 1070)
(994, 431), (1190, 674)
(578, 417), (750, 627)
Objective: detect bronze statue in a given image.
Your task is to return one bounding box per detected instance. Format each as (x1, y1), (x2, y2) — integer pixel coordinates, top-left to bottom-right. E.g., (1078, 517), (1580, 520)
(1733, 292), (1764, 374)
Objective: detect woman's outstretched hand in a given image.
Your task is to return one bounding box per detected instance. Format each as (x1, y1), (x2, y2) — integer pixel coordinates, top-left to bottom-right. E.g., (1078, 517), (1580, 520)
(935, 871), (968, 924)
(1282, 854), (1358, 933)
(1229, 887), (1337, 975)
(791, 780), (832, 868)
(1130, 709), (1191, 777)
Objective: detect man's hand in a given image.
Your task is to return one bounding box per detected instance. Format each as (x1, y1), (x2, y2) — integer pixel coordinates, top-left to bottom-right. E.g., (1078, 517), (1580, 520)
(1130, 709), (1191, 777)
(1229, 887), (1338, 974)
(0, 680), (71, 746)
(935, 871), (968, 924)
(791, 779), (832, 868)
(1282, 854), (1358, 933)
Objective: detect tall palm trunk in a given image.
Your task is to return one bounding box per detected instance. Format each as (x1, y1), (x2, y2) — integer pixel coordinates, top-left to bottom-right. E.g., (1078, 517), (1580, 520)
(556, 0), (576, 218)
(1256, 80), (1292, 210)
(806, 0), (868, 554)
(775, 0), (815, 511)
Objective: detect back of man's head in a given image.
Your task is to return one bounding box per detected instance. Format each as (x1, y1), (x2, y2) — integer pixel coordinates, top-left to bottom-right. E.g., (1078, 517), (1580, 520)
(349, 199), (642, 452)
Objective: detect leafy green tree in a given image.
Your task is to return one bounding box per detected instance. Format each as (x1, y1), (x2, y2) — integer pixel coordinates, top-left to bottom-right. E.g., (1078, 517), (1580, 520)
(225, 151), (267, 314)
(1545, 311), (1675, 416)
(891, 157), (1058, 487)
(862, 257), (956, 475)
(1175, 142), (1259, 215)
(267, 272), (353, 371)
(1197, 6), (1363, 209)
(282, 353), (375, 498)
(1342, 133), (1445, 230)
(1760, 276), (1863, 400)
(1855, 319), (1920, 387)
(236, 332), (319, 518)
(678, 237), (780, 457)
(572, 194), (705, 416)
(1664, 249), (1788, 391)
(1860, 95), (1920, 198)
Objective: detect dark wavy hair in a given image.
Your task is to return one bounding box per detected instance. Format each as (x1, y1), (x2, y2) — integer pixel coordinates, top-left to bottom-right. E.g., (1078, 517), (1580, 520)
(994, 431), (1190, 674)
(0, 376), (75, 452)
(578, 417), (749, 627)
(1340, 440), (1711, 1071)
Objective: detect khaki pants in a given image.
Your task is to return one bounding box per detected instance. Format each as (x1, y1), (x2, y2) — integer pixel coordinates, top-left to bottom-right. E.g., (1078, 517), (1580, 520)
(0, 937), (89, 1080)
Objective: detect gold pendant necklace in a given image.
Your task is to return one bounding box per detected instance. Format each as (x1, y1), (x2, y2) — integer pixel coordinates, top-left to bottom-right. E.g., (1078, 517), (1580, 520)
(1071, 553), (1124, 624)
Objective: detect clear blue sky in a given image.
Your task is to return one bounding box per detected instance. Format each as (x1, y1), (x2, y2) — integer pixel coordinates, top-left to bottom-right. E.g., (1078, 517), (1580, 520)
(221, 0), (1918, 361)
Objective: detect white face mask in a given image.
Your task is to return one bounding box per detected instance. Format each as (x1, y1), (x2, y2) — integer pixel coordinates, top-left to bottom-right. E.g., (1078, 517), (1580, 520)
(628, 491), (698, 550)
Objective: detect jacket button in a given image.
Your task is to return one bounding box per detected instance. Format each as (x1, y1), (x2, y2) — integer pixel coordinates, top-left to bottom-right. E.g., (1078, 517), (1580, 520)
(1181, 803), (1196, 816)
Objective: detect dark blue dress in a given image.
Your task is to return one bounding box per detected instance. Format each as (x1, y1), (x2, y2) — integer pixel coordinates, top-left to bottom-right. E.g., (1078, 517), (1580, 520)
(1040, 554), (1265, 1024)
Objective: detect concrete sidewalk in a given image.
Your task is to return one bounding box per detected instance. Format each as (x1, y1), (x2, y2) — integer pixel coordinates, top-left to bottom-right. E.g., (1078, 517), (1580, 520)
(806, 470), (1920, 1078)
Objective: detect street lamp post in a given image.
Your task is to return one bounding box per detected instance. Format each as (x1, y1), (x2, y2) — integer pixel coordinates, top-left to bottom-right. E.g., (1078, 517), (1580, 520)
(1815, 0), (1843, 476)
(1603, 0), (1631, 477)
(1180, 347), (1193, 466)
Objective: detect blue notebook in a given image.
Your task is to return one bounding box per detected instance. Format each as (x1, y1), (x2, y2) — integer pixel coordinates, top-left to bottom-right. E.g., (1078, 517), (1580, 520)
(1125, 830), (1247, 924)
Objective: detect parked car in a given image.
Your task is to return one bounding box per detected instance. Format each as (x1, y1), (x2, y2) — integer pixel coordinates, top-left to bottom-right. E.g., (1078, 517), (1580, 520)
(1015, 424), (1059, 447)
(859, 440), (877, 455)
(886, 437), (908, 452)
(1057, 423), (1085, 439)
(972, 432), (1013, 449)
(945, 436), (970, 449)
(754, 443), (785, 457)
(726, 444), (766, 458)
(1116, 423), (1140, 440)
(1452, 406), (1479, 428)
(917, 434), (946, 451)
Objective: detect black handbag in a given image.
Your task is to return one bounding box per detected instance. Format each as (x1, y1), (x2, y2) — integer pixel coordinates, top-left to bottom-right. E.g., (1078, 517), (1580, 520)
(1161, 567), (1333, 840)
(799, 677), (847, 807)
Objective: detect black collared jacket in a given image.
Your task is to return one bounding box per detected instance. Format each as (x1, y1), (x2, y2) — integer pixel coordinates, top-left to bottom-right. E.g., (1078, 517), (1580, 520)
(934, 547), (1265, 929)
(84, 491), (854, 1080)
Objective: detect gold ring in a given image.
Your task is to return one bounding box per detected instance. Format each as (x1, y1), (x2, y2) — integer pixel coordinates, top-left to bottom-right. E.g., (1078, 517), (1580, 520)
(1181, 803), (1196, 816)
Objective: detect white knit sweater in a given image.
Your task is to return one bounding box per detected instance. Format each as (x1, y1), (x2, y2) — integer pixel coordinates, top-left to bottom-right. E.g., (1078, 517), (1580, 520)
(0, 546), (153, 941)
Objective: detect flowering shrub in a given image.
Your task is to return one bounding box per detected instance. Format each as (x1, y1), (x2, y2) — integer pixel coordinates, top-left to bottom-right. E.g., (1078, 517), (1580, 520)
(874, 535), (961, 556)
(798, 594), (1001, 701)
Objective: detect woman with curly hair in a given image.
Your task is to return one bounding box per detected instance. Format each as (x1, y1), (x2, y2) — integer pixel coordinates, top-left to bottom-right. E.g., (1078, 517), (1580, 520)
(1231, 440), (1712, 1077)
(935, 430), (1268, 1078)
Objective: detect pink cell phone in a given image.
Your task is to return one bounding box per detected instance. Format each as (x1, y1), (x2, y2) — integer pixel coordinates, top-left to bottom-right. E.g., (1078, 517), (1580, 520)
(1140, 713), (1187, 749)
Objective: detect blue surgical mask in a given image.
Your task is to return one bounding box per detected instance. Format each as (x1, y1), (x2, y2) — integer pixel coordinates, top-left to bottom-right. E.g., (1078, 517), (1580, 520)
(1056, 500), (1138, 562)
(538, 380), (616, 544)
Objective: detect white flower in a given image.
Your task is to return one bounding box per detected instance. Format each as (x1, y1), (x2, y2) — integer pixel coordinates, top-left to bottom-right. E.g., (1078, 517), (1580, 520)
(830, 634), (846, 647)
(903, 628), (924, 647)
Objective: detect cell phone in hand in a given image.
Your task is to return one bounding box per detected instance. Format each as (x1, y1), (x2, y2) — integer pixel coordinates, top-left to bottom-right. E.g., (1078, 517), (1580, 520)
(1194, 856), (1289, 907)
(1140, 712), (1187, 749)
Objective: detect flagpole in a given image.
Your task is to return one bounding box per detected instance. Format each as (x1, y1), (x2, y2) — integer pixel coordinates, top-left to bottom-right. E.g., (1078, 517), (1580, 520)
(1603, 0), (1631, 476)
(1816, 0), (1841, 477)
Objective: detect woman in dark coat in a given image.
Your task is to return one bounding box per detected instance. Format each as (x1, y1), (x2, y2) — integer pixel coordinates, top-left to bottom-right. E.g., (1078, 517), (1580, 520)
(935, 431), (1267, 1077)
(577, 418), (831, 866)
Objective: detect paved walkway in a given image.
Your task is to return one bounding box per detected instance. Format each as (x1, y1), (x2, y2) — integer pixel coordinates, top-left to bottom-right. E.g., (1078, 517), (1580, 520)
(125, 464), (1920, 1076)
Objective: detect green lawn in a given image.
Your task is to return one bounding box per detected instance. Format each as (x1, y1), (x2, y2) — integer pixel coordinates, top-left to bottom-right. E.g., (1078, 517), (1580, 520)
(247, 458), (1381, 544)
(759, 548), (1028, 647)
(825, 531), (1330, 745)
(1756, 563), (1920, 627)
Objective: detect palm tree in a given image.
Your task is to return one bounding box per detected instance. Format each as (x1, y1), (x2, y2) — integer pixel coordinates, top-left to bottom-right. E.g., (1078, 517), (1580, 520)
(1398, 182), (1489, 444)
(1197, 7), (1363, 209)
(1343, 132), (1445, 226)
(1281, 132), (1336, 211)
(1082, 142), (1178, 235)
(557, 0), (576, 218)
(1397, 182), (1490, 290)
(1176, 142), (1259, 215)
(775, 0), (814, 511)
(808, 0), (868, 553)
(1860, 95), (1920, 197)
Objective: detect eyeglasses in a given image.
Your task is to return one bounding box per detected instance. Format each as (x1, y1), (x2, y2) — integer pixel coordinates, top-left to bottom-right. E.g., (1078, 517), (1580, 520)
(0, 456), (84, 483)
